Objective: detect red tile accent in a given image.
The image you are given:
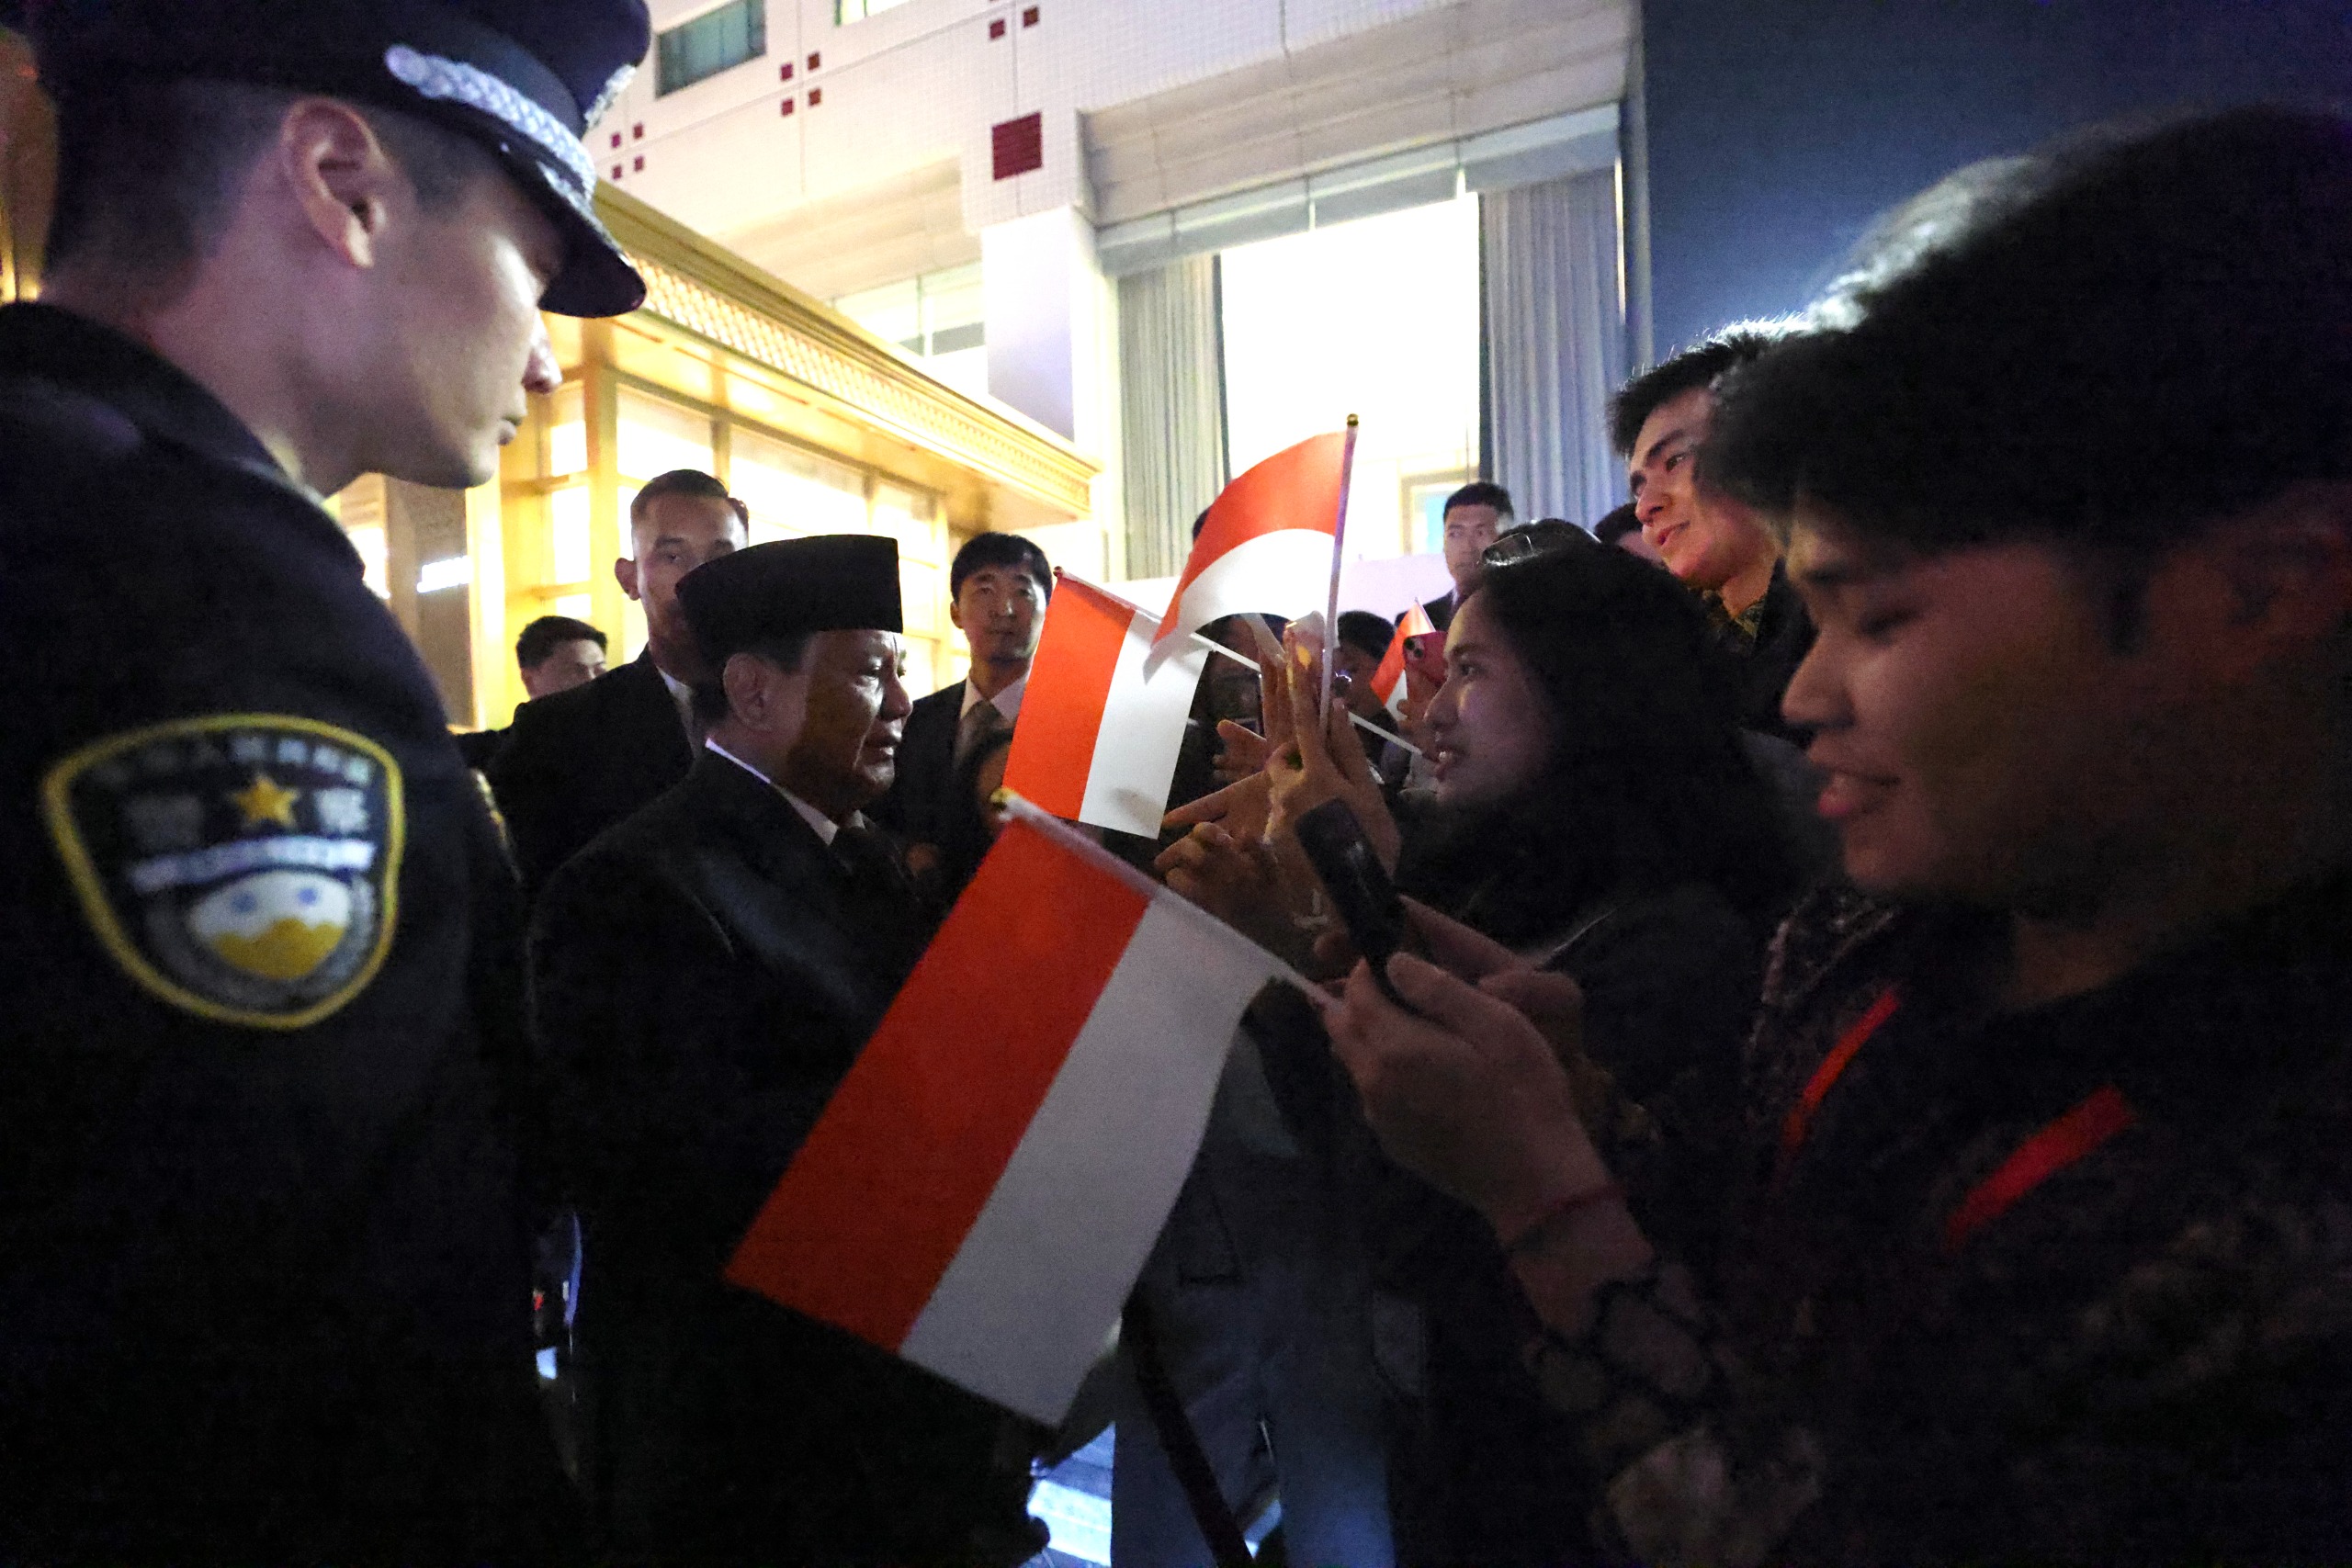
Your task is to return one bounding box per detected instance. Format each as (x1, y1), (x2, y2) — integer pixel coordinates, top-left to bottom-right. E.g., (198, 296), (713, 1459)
(632, 154), (645, 172)
(808, 86), (823, 106)
(611, 164), (624, 180)
(991, 112), (1044, 180)
(989, 17), (1005, 38)
(780, 61), (794, 80)
(609, 131), (622, 148)
(807, 51), (821, 70)
(1022, 6), (1038, 24)
(632, 122), (644, 140)
(780, 96), (795, 116)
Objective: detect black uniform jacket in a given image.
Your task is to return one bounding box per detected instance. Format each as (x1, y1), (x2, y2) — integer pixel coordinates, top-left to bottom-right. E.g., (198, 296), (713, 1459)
(529, 750), (1038, 1564)
(0, 303), (560, 1562)
(868, 677), (963, 849)
(486, 649), (693, 898)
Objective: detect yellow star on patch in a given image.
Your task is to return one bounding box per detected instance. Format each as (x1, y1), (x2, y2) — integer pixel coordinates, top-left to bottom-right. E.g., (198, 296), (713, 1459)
(230, 773), (301, 830)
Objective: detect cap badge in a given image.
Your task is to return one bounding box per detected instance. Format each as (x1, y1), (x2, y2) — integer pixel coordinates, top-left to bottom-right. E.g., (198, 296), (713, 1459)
(42, 716), (405, 1031)
(384, 43), (597, 199)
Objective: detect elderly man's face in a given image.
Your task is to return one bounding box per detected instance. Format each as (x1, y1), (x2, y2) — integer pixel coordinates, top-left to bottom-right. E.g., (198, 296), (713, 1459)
(777, 629), (913, 821)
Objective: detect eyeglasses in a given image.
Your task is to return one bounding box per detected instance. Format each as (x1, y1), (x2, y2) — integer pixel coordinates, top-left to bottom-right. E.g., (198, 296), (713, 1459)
(1478, 518), (1598, 570)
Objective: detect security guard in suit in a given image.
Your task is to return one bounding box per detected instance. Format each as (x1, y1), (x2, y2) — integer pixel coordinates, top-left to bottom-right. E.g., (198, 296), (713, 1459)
(0, 1), (647, 1559)
(530, 536), (1045, 1565)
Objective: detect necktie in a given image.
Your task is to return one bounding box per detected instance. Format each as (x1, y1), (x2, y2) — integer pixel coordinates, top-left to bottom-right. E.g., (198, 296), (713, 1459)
(955, 699), (1008, 766)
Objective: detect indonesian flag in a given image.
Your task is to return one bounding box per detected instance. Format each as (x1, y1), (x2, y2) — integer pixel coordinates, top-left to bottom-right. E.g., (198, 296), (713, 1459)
(1153, 429), (1355, 650)
(723, 800), (1293, 1424)
(1371, 601), (1435, 718)
(1001, 573), (1210, 837)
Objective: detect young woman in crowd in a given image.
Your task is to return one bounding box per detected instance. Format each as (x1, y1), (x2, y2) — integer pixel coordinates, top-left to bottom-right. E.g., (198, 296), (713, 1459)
(1163, 538), (1795, 1563)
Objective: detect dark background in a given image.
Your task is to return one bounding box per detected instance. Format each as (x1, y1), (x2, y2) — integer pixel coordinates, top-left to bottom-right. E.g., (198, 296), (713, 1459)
(1639, 0), (2352, 355)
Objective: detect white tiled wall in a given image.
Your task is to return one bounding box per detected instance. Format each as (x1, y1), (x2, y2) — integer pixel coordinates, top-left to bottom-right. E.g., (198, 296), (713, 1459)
(600, 0), (1625, 261)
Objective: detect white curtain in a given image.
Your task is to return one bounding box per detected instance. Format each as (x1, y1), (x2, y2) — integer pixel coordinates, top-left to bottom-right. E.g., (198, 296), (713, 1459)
(1118, 254), (1227, 580)
(1482, 169), (1627, 527)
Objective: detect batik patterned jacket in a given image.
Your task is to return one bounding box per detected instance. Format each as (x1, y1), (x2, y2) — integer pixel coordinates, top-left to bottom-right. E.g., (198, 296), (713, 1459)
(1558, 873), (2352, 1563)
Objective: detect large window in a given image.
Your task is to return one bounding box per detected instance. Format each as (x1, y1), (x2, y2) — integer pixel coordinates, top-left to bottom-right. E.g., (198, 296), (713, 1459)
(835, 0), (914, 22)
(834, 263), (987, 399)
(1219, 195), (1481, 560)
(657, 0), (766, 96)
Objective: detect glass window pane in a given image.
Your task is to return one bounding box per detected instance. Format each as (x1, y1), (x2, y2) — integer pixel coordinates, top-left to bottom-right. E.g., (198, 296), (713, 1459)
(834, 279), (921, 352)
(920, 263), (985, 346)
(549, 485), (593, 584)
(657, 0), (765, 95)
(551, 592), (594, 623)
(545, 382), (586, 477)
(731, 427), (868, 536)
(616, 387), (714, 483)
(870, 482), (940, 563)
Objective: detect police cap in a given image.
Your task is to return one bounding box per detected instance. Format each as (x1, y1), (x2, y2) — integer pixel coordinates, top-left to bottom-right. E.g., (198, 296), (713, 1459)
(4, 0), (650, 317)
(679, 536), (906, 671)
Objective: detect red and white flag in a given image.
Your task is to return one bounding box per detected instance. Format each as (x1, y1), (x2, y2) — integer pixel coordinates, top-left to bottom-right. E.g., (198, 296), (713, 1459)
(724, 799), (1293, 1424)
(1001, 573), (1210, 838)
(1154, 429), (1356, 651)
(1370, 601), (1436, 718)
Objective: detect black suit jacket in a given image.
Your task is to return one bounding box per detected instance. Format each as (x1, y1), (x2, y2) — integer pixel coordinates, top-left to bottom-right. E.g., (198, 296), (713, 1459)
(485, 651), (694, 898)
(869, 679), (965, 847)
(529, 753), (1038, 1564)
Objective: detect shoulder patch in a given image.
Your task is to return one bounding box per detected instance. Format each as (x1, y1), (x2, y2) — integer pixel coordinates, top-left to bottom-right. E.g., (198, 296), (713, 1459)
(41, 716), (404, 1030)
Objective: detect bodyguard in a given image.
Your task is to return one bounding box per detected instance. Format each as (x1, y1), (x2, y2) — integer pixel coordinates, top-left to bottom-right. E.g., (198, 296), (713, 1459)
(0, 0), (647, 1558)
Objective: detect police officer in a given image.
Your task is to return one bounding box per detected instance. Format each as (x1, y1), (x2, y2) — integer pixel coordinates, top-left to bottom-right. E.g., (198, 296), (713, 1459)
(0, 1), (648, 1560)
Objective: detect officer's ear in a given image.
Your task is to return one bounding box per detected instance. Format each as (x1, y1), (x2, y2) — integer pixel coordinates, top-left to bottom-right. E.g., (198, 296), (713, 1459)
(723, 651), (809, 741)
(274, 97), (397, 274)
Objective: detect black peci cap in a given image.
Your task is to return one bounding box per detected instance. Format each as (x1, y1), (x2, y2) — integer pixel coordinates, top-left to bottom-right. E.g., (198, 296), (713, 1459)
(4, 0), (650, 317)
(678, 536), (905, 671)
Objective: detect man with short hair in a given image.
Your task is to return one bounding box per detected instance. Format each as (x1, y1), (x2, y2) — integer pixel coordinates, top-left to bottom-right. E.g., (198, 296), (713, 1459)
(487, 467), (746, 896)
(517, 613), (610, 699)
(1593, 501), (1664, 567)
(531, 536), (1043, 1564)
(1324, 107), (2352, 1562)
(1421, 480), (1514, 631)
(0, 0), (648, 1556)
(1612, 333), (1813, 738)
(457, 614), (607, 770)
(873, 530), (1049, 883)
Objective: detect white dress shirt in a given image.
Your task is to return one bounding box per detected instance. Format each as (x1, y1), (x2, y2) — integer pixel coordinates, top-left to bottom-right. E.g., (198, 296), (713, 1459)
(704, 739), (843, 846)
(958, 671), (1026, 725)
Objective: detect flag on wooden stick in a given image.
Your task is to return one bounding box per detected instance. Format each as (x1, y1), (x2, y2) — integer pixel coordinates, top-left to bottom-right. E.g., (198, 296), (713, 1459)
(723, 797), (1296, 1424)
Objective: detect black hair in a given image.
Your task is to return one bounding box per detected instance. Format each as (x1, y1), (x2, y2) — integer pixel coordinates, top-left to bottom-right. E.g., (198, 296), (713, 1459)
(1400, 546), (1792, 940)
(45, 80), (489, 286)
(948, 531), (1052, 601)
(689, 635), (811, 728)
(1335, 610), (1396, 661)
(1607, 330), (1775, 457)
(1192, 509), (1213, 541)
(1594, 502), (1641, 547)
(514, 615), (606, 670)
(1442, 480), (1515, 521)
(631, 469), (748, 530)
(1703, 107), (2352, 561)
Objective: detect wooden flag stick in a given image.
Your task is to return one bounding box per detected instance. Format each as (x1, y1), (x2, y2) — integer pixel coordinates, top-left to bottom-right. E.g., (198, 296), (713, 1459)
(1318, 414), (1361, 724)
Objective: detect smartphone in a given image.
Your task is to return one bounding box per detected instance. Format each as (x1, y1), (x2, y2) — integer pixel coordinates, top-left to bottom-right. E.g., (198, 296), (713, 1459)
(1293, 797), (1419, 1004)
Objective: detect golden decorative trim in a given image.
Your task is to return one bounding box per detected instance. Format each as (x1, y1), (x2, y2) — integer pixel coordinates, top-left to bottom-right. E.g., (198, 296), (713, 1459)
(596, 186), (1098, 520)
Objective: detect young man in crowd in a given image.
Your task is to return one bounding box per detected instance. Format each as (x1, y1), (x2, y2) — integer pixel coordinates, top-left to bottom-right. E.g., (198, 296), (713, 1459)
(1419, 480), (1514, 632)
(1323, 108), (2352, 1562)
(0, 0), (650, 1556)
(873, 531), (1049, 877)
(487, 466), (746, 897)
(1613, 334), (1813, 739)
(457, 614), (607, 770)
(530, 536), (1043, 1564)
(1594, 502), (1665, 567)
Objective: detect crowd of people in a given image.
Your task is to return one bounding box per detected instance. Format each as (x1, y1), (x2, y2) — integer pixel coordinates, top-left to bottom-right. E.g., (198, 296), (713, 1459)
(3, 0), (2351, 1563)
